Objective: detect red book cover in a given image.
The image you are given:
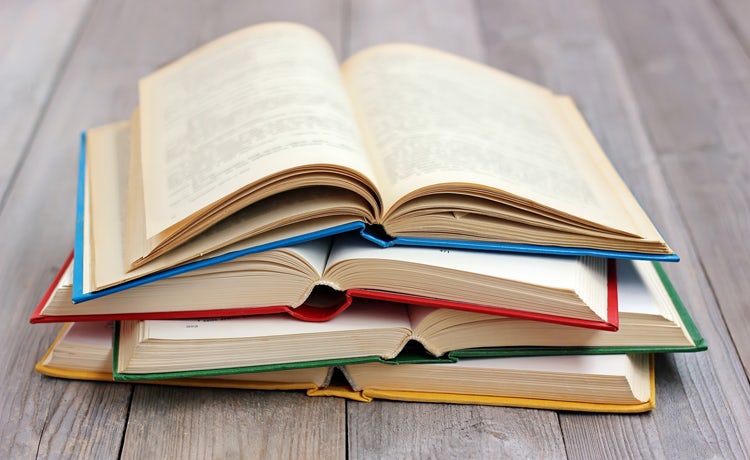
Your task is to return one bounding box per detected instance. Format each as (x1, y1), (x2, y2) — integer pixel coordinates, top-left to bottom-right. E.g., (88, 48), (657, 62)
(31, 254), (617, 331)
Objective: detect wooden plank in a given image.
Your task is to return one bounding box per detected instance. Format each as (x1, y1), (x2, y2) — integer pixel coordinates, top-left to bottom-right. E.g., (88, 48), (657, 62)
(0, 0), (90, 204)
(121, 386), (345, 459)
(348, 401), (565, 458)
(600, 0), (750, 375)
(345, 2), (566, 457)
(477, 0), (750, 457)
(0, 1), (130, 457)
(35, 380), (131, 459)
(714, 0), (750, 59)
(345, 0), (484, 60)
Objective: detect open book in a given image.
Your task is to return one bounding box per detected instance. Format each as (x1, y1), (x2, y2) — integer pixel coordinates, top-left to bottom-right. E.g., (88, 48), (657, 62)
(108, 260), (703, 380)
(77, 22), (676, 300)
(37, 321), (655, 413)
(34, 235), (616, 329)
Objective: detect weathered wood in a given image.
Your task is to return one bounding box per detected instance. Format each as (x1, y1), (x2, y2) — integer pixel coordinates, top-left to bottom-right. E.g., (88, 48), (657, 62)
(35, 380), (131, 459)
(348, 401), (565, 459)
(712, 0), (750, 71)
(600, 0), (750, 377)
(346, 0), (484, 60)
(345, 2), (568, 458)
(121, 386), (345, 460)
(0, 0), (90, 203)
(0, 1), (129, 457)
(478, 0), (750, 457)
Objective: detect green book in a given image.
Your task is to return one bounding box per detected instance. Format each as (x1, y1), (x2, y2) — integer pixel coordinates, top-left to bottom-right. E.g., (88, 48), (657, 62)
(108, 260), (704, 381)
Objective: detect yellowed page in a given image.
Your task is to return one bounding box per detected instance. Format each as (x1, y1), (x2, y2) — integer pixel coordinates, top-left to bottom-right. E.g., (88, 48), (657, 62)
(345, 354), (650, 404)
(42, 322), (332, 386)
(81, 135), (93, 292)
(326, 233), (584, 291)
(139, 22), (376, 240)
(342, 44), (637, 234)
(85, 120), (364, 292)
(144, 300), (410, 340)
(119, 300), (413, 373)
(86, 122), (131, 290)
(323, 233), (608, 322)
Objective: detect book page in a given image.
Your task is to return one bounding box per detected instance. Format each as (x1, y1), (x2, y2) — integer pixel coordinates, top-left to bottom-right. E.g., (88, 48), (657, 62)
(326, 233), (581, 290)
(143, 299), (411, 340)
(85, 119), (366, 291)
(617, 260), (661, 315)
(436, 353), (640, 375)
(282, 238), (331, 277)
(139, 23), (376, 239)
(623, 260), (680, 324)
(86, 122), (132, 289)
(62, 321), (113, 348)
(342, 44), (633, 232)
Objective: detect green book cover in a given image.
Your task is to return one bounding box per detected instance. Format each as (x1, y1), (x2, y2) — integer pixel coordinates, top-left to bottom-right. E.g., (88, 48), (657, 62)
(111, 323), (455, 381)
(111, 321), (385, 381)
(449, 261), (706, 359)
(112, 261), (706, 381)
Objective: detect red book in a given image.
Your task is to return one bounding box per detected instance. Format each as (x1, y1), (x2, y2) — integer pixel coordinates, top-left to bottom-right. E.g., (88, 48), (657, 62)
(31, 242), (618, 331)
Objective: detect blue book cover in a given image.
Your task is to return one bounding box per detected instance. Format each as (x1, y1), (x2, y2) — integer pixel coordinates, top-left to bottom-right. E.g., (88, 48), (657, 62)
(73, 127), (679, 303)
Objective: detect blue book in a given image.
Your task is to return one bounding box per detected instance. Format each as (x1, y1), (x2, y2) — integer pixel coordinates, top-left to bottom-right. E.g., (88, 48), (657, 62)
(74, 34), (678, 301)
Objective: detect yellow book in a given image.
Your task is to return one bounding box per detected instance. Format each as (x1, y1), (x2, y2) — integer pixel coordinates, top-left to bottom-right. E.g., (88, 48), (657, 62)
(36, 322), (655, 413)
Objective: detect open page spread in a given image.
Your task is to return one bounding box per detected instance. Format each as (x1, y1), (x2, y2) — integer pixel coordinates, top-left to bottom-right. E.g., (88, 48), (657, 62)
(342, 44), (648, 236)
(74, 22), (676, 299)
(137, 23), (379, 255)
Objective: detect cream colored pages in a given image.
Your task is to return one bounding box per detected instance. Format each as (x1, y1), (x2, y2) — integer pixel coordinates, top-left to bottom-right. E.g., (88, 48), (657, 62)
(62, 321), (112, 348)
(86, 123), (131, 290)
(618, 260), (663, 315)
(326, 233), (582, 290)
(345, 354), (650, 404)
(406, 259), (693, 351)
(81, 134), (93, 292)
(442, 353), (641, 375)
(625, 260), (681, 324)
(86, 121), (356, 292)
(139, 22), (376, 239)
(143, 300), (411, 340)
(342, 44), (635, 233)
(42, 322), (113, 374)
(408, 259), (664, 328)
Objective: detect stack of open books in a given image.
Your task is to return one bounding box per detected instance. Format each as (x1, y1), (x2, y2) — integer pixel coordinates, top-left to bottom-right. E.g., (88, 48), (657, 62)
(32, 22), (705, 413)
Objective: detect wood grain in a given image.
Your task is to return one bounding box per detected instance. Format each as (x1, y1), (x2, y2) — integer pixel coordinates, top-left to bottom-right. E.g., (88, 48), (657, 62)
(711, 0), (750, 75)
(35, 380), (131, 459)
(478, 0), (750, 457)
(0, 0), (91, 205)
(0, 1), (126, 457)
(121, 386), (345, 460)
(348, 401), (565, 459)
(600, 0), (750, 376)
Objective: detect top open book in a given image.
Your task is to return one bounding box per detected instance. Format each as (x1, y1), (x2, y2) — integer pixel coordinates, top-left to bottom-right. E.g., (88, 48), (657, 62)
(80, 22), (676, 297)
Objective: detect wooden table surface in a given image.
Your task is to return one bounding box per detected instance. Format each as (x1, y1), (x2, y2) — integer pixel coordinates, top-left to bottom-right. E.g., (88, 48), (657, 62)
(2, 0), (749, 458)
